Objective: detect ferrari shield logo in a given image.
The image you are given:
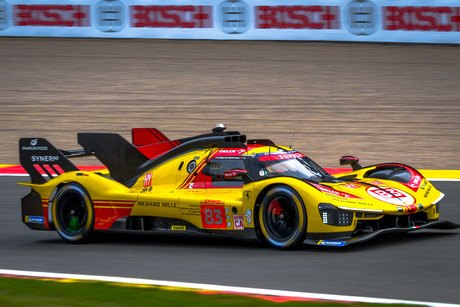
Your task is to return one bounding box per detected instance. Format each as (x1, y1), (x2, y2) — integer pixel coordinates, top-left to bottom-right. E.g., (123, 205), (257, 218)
(244, 190), (251, 202)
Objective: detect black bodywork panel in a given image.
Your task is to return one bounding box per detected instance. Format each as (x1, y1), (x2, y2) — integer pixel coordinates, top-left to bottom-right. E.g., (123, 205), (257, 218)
(21, 189), (48, 230)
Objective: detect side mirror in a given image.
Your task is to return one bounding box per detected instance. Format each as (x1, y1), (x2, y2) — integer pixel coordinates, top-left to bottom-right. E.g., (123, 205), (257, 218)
(340, 156), (362, 171)
(224, 169), (248, 179)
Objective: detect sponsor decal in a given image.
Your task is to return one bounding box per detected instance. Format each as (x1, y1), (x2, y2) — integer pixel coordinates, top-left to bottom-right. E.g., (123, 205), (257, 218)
(94, 0), (127, 33)
(244, 190), (251, 202)
(201, 205), (226, 229)
(424, 185), (432, 198)
(25, 216), (44, 224)
(224, 171), (238, 178)
(420, 180), (427, 190)
(217, 0), (251, 34)
(31, 156), (59, 162)
(259, 153), (306, 161)
(0, 0), (11, 31)
(356, 201), (374, 206)
(233, 215), (244, 229)
(171, 225), (186, 231)
(344, 0), (379, 35)
(318, 240), (345, 246)
(22, 146), (48, 151)
(244, 208), (252, 226)
(201, 199), (224, 205)
(143, 173), (152, 187)
(137, 201), (160, 207)
(342, 184), (360, 189)
(130, 5), (213, 28)
(255, 149), (297, 156)
(255, 5), (340, 30)
(188, 183), (194, 189)
(407, 174), (422, 192)
(214, 156), (245, 160)
(180, 204), (201, 217)
(383, 6), (460, 32)
(14, 5), (91, 27)
(217, 149), (246, 154)
(311, 183), (362, 199)
(161, 202), (177, 208)
(367, 186), (415, 205)
(368, 181), (384, 185)
(22, 140), (48, 151)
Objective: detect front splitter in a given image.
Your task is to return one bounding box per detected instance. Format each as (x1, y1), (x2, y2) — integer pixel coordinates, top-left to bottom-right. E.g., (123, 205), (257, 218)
(303, 220), (460, 247)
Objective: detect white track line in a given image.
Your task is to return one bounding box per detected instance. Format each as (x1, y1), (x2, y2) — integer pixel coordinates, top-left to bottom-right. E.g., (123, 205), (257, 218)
(0, 269), (457, 307)
(0, 174), (29, 176)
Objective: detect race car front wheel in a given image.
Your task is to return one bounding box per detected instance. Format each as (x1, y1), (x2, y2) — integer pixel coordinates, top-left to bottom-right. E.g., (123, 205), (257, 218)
(52, 183), (95, 243)
(259, 185), (307, 249)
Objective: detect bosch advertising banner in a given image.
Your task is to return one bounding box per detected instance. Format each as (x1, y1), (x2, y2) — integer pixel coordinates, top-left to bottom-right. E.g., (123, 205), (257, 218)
(0, 0), (459, 43)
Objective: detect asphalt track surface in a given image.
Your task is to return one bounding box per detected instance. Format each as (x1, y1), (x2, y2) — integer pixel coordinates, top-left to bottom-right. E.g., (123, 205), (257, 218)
(1, 176), (459, 304)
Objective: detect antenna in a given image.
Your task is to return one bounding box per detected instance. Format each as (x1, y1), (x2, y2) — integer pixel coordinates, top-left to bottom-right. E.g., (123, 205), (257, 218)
(289, 133), (295, 149)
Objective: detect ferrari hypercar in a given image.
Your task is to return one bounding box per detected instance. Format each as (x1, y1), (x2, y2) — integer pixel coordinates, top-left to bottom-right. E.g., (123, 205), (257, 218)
(19, 124), (459, 249)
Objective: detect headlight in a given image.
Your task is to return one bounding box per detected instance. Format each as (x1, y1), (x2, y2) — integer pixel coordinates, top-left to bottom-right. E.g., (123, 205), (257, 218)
(318, 203), (353, 226)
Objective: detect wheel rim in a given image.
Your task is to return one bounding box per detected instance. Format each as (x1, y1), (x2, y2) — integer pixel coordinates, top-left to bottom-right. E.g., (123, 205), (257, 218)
(265, 195), (298, 239)
(58, 193), (87, 233)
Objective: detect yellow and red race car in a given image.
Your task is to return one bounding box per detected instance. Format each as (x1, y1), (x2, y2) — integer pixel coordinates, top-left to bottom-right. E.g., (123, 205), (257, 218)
(19, 125), (459, 249)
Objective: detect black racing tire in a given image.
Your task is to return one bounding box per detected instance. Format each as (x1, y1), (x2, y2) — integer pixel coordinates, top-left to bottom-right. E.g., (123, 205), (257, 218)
(258, 185), (307, 250)
(52, 183), (95, 243)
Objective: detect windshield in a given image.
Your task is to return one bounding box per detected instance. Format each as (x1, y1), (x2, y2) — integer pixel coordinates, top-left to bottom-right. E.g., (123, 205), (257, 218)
(256, 154), (327, 181)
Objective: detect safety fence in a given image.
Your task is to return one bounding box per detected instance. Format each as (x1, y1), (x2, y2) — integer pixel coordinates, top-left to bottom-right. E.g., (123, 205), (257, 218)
(0, 0), (459, 43)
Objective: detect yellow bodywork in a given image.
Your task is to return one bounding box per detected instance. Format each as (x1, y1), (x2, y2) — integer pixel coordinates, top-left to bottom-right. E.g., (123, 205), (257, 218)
(19, 146), (444, 239)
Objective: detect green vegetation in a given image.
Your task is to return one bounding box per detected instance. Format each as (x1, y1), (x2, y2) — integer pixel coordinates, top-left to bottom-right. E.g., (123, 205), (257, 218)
(0, 277), (422, 307)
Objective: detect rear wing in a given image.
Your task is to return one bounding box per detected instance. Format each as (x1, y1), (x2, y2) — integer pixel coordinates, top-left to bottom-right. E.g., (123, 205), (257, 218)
(19, 126), (247, 186)
(19, 134), (151, 185)
(19, 138), (79, 184)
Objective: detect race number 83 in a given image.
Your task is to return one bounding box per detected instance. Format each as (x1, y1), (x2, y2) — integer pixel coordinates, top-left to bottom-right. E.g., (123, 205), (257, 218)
(201, 205), (227, 229)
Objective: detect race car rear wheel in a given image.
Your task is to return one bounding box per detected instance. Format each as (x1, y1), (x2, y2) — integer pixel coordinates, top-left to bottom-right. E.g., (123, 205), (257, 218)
(259, 185), (307, 249)
(52, 183), (94, 243)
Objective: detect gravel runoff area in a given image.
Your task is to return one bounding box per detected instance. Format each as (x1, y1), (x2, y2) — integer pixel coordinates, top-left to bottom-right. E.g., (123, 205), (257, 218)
(1, 37), (459, 170)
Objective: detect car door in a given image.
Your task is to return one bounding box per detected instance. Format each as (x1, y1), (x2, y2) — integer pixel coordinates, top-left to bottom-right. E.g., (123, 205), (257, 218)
(201, 156), (246, 230)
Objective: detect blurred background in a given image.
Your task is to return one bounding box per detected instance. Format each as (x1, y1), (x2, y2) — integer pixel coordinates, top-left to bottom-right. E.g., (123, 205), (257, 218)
(1, 38), (459, 169)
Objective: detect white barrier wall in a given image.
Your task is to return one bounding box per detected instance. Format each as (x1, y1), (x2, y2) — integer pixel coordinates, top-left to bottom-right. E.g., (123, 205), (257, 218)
(0, 0), (459, 43)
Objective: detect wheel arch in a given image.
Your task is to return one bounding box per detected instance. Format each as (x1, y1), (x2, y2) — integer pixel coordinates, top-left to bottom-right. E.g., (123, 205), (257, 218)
(52, 182), (95, 243)
(253, 183), (283, 241)
(253, 181), (311, 248)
